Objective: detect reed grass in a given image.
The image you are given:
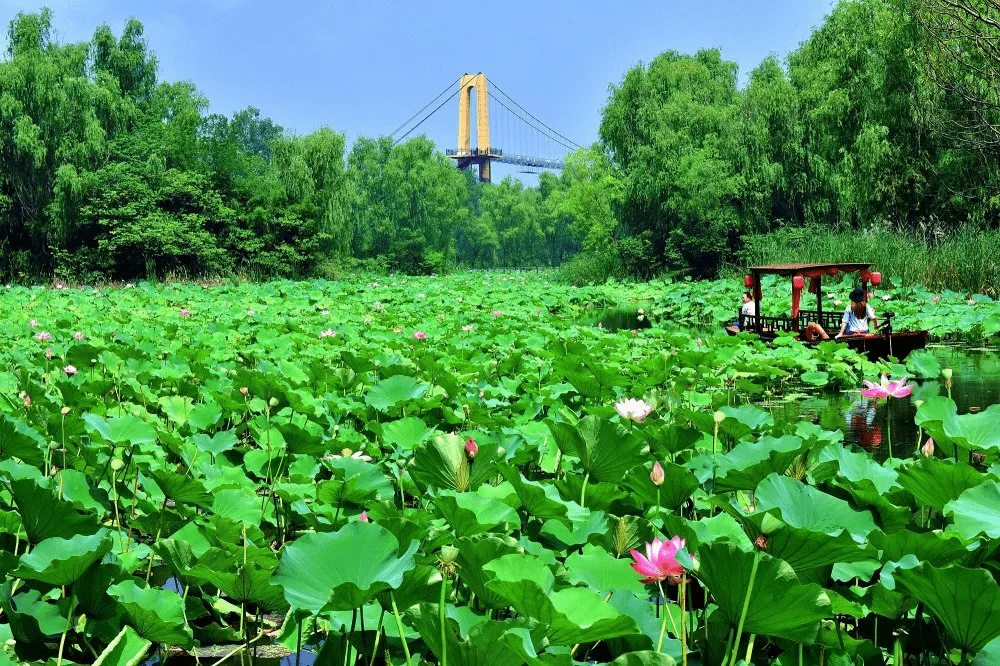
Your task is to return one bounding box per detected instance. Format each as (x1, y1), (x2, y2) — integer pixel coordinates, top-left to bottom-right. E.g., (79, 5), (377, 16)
(736, 225), (1000, 295)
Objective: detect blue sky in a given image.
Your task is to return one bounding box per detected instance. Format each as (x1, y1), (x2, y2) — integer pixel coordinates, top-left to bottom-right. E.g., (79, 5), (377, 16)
(3, 1), (834, 182)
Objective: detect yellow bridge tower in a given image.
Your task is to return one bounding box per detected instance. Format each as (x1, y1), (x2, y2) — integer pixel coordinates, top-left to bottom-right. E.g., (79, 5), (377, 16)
(447, 73), (502, 183)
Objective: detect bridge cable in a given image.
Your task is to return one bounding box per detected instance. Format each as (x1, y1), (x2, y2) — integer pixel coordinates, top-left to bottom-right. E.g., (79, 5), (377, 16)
(486, 91), (576, 152)
(389, 76), (463, 140)
(393, 86), (462, 146)
(488, 78), (584, 150)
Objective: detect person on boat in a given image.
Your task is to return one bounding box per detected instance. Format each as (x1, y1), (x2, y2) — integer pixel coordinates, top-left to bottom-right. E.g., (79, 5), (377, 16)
(733, 292), (757, 329)
(836, 287), (877, 338)
(803, 287), (877, 340)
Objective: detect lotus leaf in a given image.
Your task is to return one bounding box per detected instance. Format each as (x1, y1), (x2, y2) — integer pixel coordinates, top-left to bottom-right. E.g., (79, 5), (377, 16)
(547, 415), (644, 483)
(107, 580), (194, 647)
(754, 474), (877, 540)
(484, 553), (639, 645)
(433, 488), (518, 537)
(895, 562), (1000, 653)
(365, 374), (428, 411)
(92, 625), (152, 666)
(15, 529), (111, 586)
(897, 458), (986, 512)
(273, 522), (418, 612)
(714, 435), (810, 492)
(696, 542), (831, 643)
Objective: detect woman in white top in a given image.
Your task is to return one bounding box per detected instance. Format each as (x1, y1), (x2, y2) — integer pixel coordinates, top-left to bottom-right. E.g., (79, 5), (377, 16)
(835, 287), (877, 338)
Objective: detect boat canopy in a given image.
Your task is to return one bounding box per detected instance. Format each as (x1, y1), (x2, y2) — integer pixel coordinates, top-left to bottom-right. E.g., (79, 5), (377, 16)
(743, 263), (882, 320)
(747, 262), (872, 277)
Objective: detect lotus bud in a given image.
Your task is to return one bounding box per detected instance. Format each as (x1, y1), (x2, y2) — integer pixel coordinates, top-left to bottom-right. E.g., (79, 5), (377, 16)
(268, 397), (279, 407)
(921, 438), (935, 457)
(713, 410), (726, 424)
(465, 437), (478, 459)
(650, 461), (665, 486)
(942, 368), (953, 381)
(240, 387), (248, 396)
(496, 446), (506, 458)
(439, 545), (459, 564)
(61, 406), (70, 415)
(358, 510), (369, 523)
(110, 458), (124, 472)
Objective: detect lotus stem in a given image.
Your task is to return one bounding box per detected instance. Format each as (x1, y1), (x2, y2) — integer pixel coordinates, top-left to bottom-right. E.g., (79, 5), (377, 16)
(56, 593), (77, 666)
(368, 609), (386, 666)
(580, 472), (590, 508)
(345, 608), (357, 666)
(680, 575), (687, 666)
(729, 549), (759, 666)
(887, 402), (893, 462)
(439, 576), (448, 666)
(389, 591), (413, 666)
(656, 582), (668, 653)
(744, 633), (756, 664)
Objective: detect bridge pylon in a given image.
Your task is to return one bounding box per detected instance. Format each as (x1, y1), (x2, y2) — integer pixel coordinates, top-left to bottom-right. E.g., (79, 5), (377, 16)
(446, 73), (502, 183)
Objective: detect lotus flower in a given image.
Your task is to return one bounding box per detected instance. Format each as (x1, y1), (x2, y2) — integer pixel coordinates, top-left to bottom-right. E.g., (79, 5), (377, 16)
(630, 536), (685, 584)
(921, 438), (935, 457)
(413, 331), (426, 340)
(932, 296), (941, 303)
(650, 461), (664, 486)
(29, 319), (38, 328)
(319, 329), (336, 338)
(328, 448), (373, 462)
(465, 437), (478, 458)
(615, 398), (653, 422)
(179, 309), (190, 317)
(35, 331), (51, 341)
(861, 375), (912, 399)
(63, 365), (78, 376)
(462, 324), (475, 331)
(358, 511), (369, 522)
(492, 310), (502, 317)
(73, 331), (84, 340)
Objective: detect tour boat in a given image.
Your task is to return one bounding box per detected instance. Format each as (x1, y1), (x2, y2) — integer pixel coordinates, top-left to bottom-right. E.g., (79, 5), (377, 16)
(725, 262), (929, 362)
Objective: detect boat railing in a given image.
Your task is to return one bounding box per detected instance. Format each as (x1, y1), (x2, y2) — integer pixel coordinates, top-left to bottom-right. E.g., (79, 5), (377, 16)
(740, 313), (797, 333)
(797, 310), (841, 332)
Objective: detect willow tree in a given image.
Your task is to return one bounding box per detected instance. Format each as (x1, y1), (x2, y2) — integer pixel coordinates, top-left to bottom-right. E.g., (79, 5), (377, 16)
(600, 49), (742, 277)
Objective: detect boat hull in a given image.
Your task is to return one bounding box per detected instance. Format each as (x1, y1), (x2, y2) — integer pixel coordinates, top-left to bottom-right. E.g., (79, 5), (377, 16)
(725, 327), (929, 362)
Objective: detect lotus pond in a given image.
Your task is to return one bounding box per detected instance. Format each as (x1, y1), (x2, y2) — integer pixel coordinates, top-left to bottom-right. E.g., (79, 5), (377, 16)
(1, 273), (1000, 666)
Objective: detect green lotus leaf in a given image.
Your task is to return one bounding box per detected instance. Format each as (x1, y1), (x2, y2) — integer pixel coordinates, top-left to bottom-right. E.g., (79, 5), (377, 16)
(376, 564), (442, 613)
(622, 461), (699, 511)
(826, 476), (912, 534)
(365, 374), (428, 412)
(76, 563), (121, 621)
(609, 652), (677, 666)
(714, 436), (810, 492)
(93, 625), (152, 666)
(211, 488), (263, 526)
(547, 415), (644, 483)
(944, 480), (1000, 540)
(868, 529), (970, 567)
(410, 433), (500, 493)
(191, 429), (238, 457)
(56, 469), (111, 514)
(456, 534), (523, 610)
(319, 455), (394, 504)
(484, 553), (639, 645)
(107, 580), (194, 647)
(696, 542), (831, 643)
(8, 478), (100, 545)
(189, 560), (287, 612)
(718, 404), (774, 438)
(817, 443), (898, 494)
(496, 463), (572, 521)
(273, 522), (418, 612)
(0, 415), (46, 466)
(275, 421), (326, 455)
(896, 458), (986, 512)
(539, 506), (607, 550)
(410, 605), (541, 666)
(82, 414), (158, 445)
(157, 395), (196, 426)
(15, 529), (111, 586)
(754, 474), (877, 540)
(433, 489), (518, 537)
(146, 468), (213, 509)
(895, 562), (1000, 653)
(739, 512), (877, 572)
(564, 546), (647, 597)
(381, 416), (435, 452)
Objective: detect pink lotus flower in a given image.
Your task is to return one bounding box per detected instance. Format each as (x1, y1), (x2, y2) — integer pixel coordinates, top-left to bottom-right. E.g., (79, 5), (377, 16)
(461, 324), (475, 331)
(35, 331), (51, 341)
(465, 437), (478, 458)
(319, 329), (336, 338)
(413, 331), (426, 340)
(73, 331), (84, 340)
(861, 375), (913, 399)
(22, 395), (30, 407)
(650, 461), (665, 486)
(179, 309), (190, 317)
(239, 387), (249, 396)
(358, 511), (369, 522)
(45, 348), (52, 359)
(29, 319), (38, 328)
(921, 438), (935, 457)
(630, 536), (685, 584)
(63, 365), (77, 376)
(491, 310), (502, 317)
(931, 296), (941, 303)
(614, 398), (653, 422)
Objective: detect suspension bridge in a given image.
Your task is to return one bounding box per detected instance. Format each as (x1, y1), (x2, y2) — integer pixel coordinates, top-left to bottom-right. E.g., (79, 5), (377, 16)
(390, 73), (582, 183)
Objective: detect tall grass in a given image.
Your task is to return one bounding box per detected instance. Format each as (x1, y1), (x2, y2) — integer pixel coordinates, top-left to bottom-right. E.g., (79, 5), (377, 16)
(737, 225), (1000, 295)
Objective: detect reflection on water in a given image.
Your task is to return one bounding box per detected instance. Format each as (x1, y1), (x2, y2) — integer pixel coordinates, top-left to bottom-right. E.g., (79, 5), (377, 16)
(582, 307), (653, 331)
(781, 344), (1000, 461)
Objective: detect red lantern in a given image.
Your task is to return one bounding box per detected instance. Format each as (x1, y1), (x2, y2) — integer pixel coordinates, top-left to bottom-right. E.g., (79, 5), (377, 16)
(792, 275), (805, 289)
(860, 269), (872, 283)
(827, 267), (839, 276)
(871, 272), (882, 286)
(744, 274), (753, 288)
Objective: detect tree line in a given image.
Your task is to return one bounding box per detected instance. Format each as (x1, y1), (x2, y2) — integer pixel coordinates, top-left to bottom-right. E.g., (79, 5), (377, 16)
(2, 2), (999, 283)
